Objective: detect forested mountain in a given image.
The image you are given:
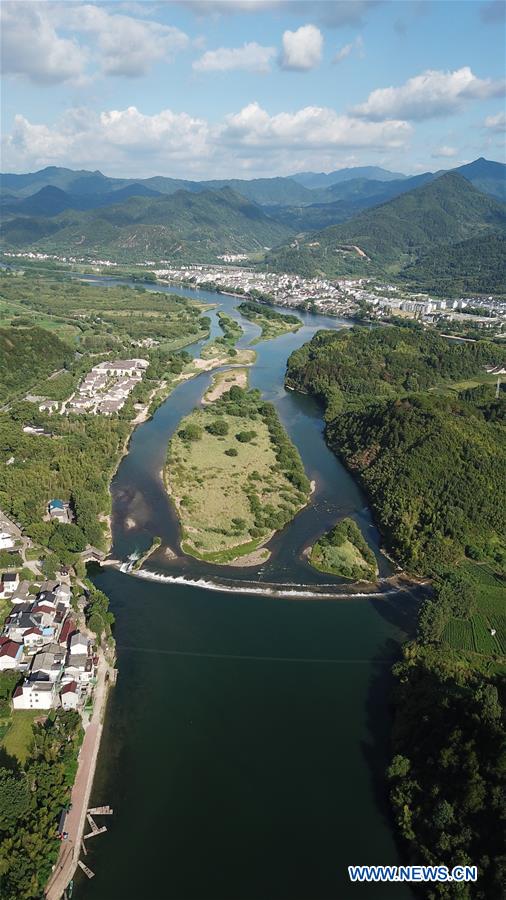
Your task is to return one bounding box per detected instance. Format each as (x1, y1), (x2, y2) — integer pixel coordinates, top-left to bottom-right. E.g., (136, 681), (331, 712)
(267, 173), (506, 277)
(401, 232), (506, 295)
(0, 326), (73, 401)
(291, 166), (406, 188)
(0, 187), (294, 261)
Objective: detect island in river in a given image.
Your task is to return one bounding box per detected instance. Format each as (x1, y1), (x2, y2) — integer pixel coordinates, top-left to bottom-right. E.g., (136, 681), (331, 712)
(308, 517), (379, 581)
(165, 384), (311, 564)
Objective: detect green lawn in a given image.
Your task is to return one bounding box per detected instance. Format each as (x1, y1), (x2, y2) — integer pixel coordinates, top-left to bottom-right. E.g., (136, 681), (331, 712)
(0, 711), (40, 763)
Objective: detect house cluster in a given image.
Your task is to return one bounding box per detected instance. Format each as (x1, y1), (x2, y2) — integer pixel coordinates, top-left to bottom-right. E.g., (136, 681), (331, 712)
(0, 573), (96, 711)
(60, 359), (149, 416)
(154, 265), (344, 309)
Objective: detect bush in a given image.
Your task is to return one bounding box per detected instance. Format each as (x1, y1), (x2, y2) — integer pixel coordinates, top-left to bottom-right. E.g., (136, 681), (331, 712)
(206, 419), (229, 436)
(179, 423), (203, 442)
(225, 448), (238, 457)
(236, 430), (257, 443)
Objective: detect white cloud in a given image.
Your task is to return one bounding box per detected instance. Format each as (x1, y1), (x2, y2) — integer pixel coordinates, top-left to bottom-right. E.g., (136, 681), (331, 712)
(353, 67), (506, 121)
(0, 2), (88, 84)
(220, 102), (411, 149)
(333, 35), (364, 63)
(193, 42), (276, 73)
(2, 102), (412, 178)
(431, 145), (458, 158)
(280, 24), (323, 71)
(484, 111), (506, 133)
(0, 2), (189, 83)
(56, 4), (189, 77)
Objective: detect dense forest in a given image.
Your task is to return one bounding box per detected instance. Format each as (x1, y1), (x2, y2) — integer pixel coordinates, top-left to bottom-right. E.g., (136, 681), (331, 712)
(400, 232), (506, 296)
(0, 709), (83, 900)
(0, 327), (73, 402)
(286, 322), (506, 896)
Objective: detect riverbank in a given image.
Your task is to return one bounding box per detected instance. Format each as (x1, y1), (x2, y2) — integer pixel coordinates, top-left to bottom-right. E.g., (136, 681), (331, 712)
(45, 652), (113, 900)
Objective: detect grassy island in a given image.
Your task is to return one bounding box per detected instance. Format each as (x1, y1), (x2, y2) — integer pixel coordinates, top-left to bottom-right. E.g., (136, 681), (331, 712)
(166, 386), (310, 563)
(237, 301), (302, 342)
(309, 517), (378, 580)
(201, 311), (244, 359)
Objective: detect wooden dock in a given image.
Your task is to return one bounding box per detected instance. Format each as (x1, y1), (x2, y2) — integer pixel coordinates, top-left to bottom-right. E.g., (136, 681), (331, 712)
(77, 861), (95, 879)
(84, 826), (107, 840)
(86, 813), (99, 833)
(88, 805), (114, 815)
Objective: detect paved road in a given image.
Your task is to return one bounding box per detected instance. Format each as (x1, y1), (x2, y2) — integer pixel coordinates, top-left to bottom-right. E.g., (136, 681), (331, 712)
(45, 654), (110, 900)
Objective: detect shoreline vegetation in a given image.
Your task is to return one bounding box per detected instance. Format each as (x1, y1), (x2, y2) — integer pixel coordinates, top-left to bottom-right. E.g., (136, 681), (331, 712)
(236, 300), (302, 342)
(285, 322), (506, 893)
(308, 517), (378, 581)
(165, 386), (311, 565)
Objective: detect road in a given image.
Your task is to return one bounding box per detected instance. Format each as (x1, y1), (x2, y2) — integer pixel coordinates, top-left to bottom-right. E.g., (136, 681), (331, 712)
(45, 653), (111, 900)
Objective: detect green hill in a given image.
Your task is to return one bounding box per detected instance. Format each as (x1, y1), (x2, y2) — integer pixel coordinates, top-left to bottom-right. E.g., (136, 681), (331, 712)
(0, 326), (73, 402)
(267, 173), (506, 277)
(0, 187), (294, 262)
(285, 325), (506, 574)
(401, 231), (506, 295)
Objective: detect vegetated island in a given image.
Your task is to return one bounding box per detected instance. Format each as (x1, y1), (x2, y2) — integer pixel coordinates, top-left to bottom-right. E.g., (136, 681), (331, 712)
(308, 517), (378, 581)
(237, 301), (302, 343)
(203, 367), (249, 404)
(165, 385), (310, 564)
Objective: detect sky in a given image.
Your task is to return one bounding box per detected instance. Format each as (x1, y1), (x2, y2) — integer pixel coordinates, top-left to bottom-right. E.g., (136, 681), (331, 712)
(1, 0), (505, 179)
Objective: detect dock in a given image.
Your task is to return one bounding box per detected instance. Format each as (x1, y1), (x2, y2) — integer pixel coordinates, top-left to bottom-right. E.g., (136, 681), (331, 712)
(88, 805), (114, 815)
(84, 826), (107, 840)
(77, 861), (95, 879)
(86, 813), (99, 833)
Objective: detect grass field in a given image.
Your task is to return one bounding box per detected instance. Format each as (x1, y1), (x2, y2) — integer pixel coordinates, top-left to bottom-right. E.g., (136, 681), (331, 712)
(203, 368), (249, 403)
(0, 710), (40, 763)
(166, 396), (309, 562)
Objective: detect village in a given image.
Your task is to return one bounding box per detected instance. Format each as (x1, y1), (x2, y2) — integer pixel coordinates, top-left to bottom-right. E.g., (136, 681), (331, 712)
(39, 358), (149, 416)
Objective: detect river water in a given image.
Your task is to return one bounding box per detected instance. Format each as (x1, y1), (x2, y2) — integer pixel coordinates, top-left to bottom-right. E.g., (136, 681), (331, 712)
(75, 280), (416, 899)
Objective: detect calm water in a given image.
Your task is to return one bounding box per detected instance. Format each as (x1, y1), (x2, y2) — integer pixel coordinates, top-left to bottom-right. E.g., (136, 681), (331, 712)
(74, 280), (416, 899)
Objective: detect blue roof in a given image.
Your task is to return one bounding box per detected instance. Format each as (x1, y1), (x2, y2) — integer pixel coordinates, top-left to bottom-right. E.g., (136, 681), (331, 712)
(49, 499), (64, 509)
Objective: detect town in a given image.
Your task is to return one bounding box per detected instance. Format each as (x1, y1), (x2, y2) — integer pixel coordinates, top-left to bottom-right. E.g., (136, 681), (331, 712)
(40, 358), (149, 416)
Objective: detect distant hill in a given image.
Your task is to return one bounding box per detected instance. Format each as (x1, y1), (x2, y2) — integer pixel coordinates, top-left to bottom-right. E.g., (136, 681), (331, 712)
(453, 157), (506, 202)
(291, 166), (406, 189)
(0, 326), (72, 402)
(0, 187), (294, 262)
(266, 173), (506, 277)
(1, 183), (163, 217)
(0, 166), (314, 207)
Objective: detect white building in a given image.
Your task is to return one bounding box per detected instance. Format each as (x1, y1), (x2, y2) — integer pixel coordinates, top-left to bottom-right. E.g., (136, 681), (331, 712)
(0, 638), (23, 670)
(60, 681), (79, 710)
(12, 680), (58, 710)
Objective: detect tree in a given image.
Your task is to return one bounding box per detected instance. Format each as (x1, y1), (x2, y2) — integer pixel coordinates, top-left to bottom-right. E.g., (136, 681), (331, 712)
(179, 423), (203, 442)
(206, 419), (229, 436)
(0, 768), (31, 831)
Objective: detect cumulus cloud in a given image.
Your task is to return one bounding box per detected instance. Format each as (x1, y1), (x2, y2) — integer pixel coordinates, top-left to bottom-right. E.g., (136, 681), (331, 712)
(0, 2), (88, 84)
(0, 1), (189, 82)
(193, 42), (276, 73)
(280, 24), (323, 71)
(2, 102), (412, 178)
(353, 66), (506, 121)
(431, 145), (458, 158)
(485, 111), (506, 132)
(54, 4), (189, 77)
(220, 101), (411, 149)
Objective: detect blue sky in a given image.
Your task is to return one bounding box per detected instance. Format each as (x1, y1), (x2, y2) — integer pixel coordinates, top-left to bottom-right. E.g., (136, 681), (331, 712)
(1, 0), (505, 178)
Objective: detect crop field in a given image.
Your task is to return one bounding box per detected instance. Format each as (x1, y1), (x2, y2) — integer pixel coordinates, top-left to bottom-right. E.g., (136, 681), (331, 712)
(443, 618), (475, 652)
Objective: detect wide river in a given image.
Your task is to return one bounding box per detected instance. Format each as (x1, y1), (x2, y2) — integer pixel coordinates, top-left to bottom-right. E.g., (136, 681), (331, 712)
(75, 279), (416, 899)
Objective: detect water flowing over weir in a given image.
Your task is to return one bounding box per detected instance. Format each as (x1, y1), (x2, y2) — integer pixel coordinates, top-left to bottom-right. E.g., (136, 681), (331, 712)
(75, 277), (416, 899)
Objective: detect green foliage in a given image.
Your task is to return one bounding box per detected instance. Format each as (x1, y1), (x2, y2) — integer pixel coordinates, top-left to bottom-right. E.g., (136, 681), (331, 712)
(0, 326), (72, 403)
(309, 517), (377, 580)
(224, 447), (238, 457)
(206, 419), (229, 436)
(178, 423), (203, 442)
(401, 232), (506, 296)
(388, 659), (506, 899)
(0, 551), (22, 568)
(0, 710), (83, 900)
(235, 430), (257, 443)
(85, 586), (114, 641)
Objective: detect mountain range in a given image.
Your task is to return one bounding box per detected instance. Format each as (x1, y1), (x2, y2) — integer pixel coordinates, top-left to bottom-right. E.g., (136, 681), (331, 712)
(1, 158), (505, 291)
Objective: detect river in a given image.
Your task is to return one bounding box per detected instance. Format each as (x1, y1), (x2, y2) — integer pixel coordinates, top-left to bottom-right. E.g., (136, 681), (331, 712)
(75, 279), (416, 898)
